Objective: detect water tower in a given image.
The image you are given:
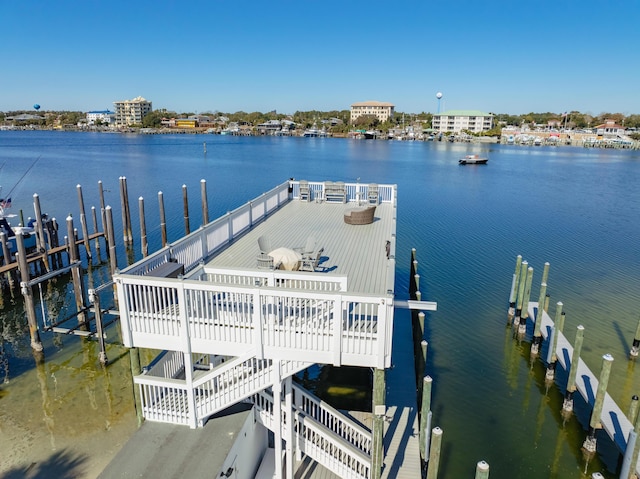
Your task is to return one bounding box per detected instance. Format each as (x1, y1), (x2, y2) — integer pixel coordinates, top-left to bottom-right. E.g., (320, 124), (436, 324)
(436, 92), (443, 114)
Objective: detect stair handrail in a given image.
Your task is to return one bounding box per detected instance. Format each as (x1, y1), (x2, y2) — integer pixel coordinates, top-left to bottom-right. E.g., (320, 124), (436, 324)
(293, 383), (372, 455)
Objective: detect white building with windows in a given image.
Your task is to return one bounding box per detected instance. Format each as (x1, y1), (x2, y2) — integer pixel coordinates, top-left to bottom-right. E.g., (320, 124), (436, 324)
(432, 110), (494, 133)
(113, 96), (152, 127)
(350, 101), (395, 124)
(86, 110), (115, 126)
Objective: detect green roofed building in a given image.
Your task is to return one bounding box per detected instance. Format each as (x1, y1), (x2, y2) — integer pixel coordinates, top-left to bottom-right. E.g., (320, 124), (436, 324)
(432, 109), (493, 133)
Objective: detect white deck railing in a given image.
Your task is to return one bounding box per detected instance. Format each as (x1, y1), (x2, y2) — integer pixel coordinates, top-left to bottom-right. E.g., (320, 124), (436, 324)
(253, 388), (371, 479)
(292, 180), (394, 205)
(117, 275), (390, 369)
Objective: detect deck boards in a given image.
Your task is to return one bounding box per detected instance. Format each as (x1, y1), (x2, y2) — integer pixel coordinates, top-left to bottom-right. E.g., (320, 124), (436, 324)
(205, 200), (394, 296)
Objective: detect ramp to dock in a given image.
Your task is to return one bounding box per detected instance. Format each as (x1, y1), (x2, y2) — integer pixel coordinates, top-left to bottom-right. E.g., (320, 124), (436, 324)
(382, 310), (422, 479)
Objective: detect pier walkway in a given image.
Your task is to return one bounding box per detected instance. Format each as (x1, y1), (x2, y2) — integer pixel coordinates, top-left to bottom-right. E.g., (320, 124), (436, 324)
(531, 301), (639, 474)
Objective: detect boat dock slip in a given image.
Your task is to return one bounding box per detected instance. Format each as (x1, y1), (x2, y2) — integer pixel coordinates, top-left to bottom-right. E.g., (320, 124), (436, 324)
(529, 301), (640, 475)
(108, 180), (433, 479)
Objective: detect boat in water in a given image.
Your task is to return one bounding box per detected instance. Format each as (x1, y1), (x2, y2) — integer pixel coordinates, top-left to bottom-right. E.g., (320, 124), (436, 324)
(459, 154), (488, 165)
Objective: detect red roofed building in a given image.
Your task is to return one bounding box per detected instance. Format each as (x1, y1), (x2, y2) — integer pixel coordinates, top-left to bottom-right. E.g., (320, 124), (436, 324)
(594, 119), (625, 137)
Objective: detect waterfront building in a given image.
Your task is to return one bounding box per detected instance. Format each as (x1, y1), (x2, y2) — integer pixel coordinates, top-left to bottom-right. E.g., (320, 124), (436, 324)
(432, 109), (494, 133)
(113, 96), (152, 127)
(594, 119), (625, 137)
(86, 110), (115, 126)
(350, 101), (395, 124)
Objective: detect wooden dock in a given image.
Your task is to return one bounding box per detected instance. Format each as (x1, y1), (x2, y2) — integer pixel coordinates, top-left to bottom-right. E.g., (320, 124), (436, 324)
(530, 301), (639, 474)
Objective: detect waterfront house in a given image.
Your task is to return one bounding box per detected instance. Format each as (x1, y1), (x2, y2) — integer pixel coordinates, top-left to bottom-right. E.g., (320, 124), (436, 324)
(111, 179), (428, 478)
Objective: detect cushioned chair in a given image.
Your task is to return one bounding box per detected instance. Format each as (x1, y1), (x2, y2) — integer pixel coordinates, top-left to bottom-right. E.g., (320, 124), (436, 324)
(367, 184), (379, 204)
(299, 180), (310, 201)
(344, 205), (376, 225)
(257, 235), (272, 255)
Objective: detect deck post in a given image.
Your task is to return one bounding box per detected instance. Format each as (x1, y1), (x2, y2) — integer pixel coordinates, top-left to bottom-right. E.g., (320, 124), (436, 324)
(426, 427), (443, 479)
(77, 184), (92, 261)
(629, 316), (640, 358)
(182, 184), (190, 235)
(582, 353), (614, 453)
(158, 191), (167, 248)
(514, 260), (528, 327)
(508, 255), (523, 322)
(16, 236), (43, 352)
(562, 325), (585, 413)
(129, 347), (144, 427)
(372, 367), (385, 479)
(66, 215), (87, 326)
(531, 282), (547, 355)
(273, 364), (283, 479)
(200, 179), (209, 225)
(420, 375), (433, 464)
(284, 376), (294, 479)
(475, 460), (490, 479)
(138, 197), (148, 258)
(545, 305), (564, 381)
(518, 266), (534, 335)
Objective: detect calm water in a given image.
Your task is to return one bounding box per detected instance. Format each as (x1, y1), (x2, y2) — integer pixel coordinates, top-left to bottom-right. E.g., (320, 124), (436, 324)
(1, 131), (640, 478)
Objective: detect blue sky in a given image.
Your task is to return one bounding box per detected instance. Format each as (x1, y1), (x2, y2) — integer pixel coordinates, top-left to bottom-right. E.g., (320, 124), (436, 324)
(1, 0), (639, 116)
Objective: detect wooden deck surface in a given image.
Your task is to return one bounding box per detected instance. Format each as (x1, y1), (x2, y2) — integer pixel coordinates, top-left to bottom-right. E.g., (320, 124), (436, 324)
(205, 199), (395, 295)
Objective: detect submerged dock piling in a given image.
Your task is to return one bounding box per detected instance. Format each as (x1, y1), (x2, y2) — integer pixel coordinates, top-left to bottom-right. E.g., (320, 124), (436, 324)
(531, 282), (548, 355)
(420, 375), (433, 464)
(66, 215), (87, 326)
(629, 316), (640, 358)
(545, 304), (564, 381)
(508, 255), (523, 323)
(518, 266), (534, 335)
(182, 184), (190, 235)
(138, 197), (148, 258)
(77, 184), (92, 261)
(16, 234), (43, 352)
(514, 260), (528, 327)
(562, 325), (585, 413)
(475, 460), (490, 479)
(426, 427), (443, 479)
(582, 354), (614, 453)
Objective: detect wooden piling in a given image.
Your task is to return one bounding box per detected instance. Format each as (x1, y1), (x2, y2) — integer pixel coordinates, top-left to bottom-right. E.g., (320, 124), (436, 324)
(622, 408), (640, 479)
(182, 184), (190, 235)
(32, 194), (49, 268)
(583, 353), (614, 453)
(89, 288), (108, 365)
(129, 347), (144, 427)
(98, 180), (108, 249)
(16, 235), (43, 351)
(510, 255), (523, 317)
(545, 305), (564, 381)
(119, 177), (133, 245)
(629, 316), (640, 358)
(475, 460), (490, 479)
(200, 179), (209, 225)
(158, 191), (167, 248)
(426, 427), (443, 479)
(629, 395), (639, 425)
(372, 368), (385, 479)
(562, 325), (585, 413)
(105, 206), (118, 275)
(518, 266), (534, 333)
(66, 215), (87, 326)
(541, 262), (550, 287)
(420, 375), (433, 463)
(91, 206), (101, 260)
(138, 197), (148, 258)
(77, 184), (92, 261)
(531, 282), (547, 355)
(514, 260), (528, 326)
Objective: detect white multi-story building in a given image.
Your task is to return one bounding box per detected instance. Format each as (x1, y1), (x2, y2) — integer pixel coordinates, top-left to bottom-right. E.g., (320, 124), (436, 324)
(350, 101), (395, 124)
(432, 110), (494, 133)
(86, 110), (115, 125)
(113, 96), (152, 127)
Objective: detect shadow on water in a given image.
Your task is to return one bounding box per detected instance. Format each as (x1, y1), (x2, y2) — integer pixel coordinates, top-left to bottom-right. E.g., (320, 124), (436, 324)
(2, 449), (88, 479)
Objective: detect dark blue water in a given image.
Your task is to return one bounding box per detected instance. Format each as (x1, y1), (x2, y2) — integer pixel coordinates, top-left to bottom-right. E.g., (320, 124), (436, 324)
(1, 131), (640, 478)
